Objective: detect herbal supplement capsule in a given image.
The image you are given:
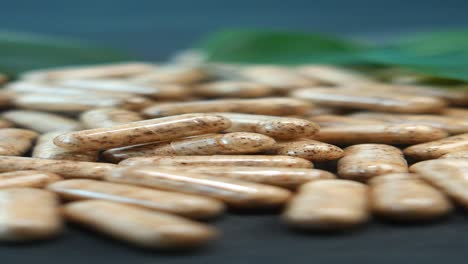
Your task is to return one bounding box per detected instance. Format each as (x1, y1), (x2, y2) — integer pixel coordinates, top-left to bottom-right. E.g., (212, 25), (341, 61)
(369, 173), (452, 221)
(193, 81), (274, 98)
(33, 132), (98, 161)
(296, 65), (372, 85)
(80, 108), (143, 129)
(314, 124), (448, 145)
(2, 110), (82, 133)
(404, 133), (468, 160)
(291, 87), (446, 113)
(272, 139), (344, 162)
(283, 179), (369, 230)
(143, 98), (312, 117)
(0, 156), (117, 180)
(0, 188), (62, 241)
(307, 114), (384, 127)
(130, 65), (209, 85)
(0, 170), (62, 189)
(410, 159), (468, 209)
(120, 155), (313, 168)
(54, 114), (231, 151)
(0, 128), (38, 156)
(442, 107), (468, 118)
(215, 113), (319, 140)
(338, 144), (408, 182)
(107, 167), (292, 207)
(440, 150), (468, 159)
(48, 179), (224, 218)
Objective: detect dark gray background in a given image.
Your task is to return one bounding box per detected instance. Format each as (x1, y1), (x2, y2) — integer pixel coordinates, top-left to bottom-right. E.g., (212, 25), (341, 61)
(1, 0), (468, 263)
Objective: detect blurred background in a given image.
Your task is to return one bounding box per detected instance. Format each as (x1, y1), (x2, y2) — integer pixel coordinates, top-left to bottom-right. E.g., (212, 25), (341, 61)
(1, 0), (468, 60)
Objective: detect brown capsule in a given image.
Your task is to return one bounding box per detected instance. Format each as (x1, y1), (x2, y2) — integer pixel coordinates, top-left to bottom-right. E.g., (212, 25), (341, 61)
(106, 166), (292, 207)
(119, 155), (313, 168)
(307, 114), (384, 127)
(404, 133), (468, 160)
(0, 188), (62, 241)
(272, 139), (344, 162)
(33, 132), (98, 161)
(283, 179), (369, 230)
(129, 66), (209, 85)
(48, 179), (224, 218)
(300, 107), (346, 117)
(193, 81), (274, 98)
(0, 170), (62, 189)
(53, 114), (231, 151)
(2, 110), (82, 133)
(442, 107), (468, 118)
(440, 150), (468, 159)
(80, 108), (143, 129)
(296, 65), (372, 85)
(338, 144), (408, 182)
(103, 132), (276, 163)
(62, 200), (218, 249)
(369, 173), (453, 221)
(0, 128), (38, 156)
(0, 90), (16, 109)
(0, 118), (13, 129)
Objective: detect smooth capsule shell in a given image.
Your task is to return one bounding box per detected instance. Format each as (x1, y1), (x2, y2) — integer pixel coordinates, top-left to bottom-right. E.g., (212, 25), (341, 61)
(62, 200), (218, 249)
(80, 108), (143, 129)
(0, 188), (62, 241)
(48, 179), (224, 218)
(2, 110), (82, 133)
(404, 133), (468, 160)
(440, 150), (468, 159)
(32, 132), (98, 161)
(142, 98), (312, 117)
(215, 113), (319, 140)
(442, 108), (468, 118)
(53, 114), (231, 151)
(119, 155), (313, 168)
(307, 114), (384, 127)
(296, 65), (372, 85)
(283, 179), (369, 231)
(0, 156), (117, 180)
(106, 167), (292, 208)
(130, 66), (209, 85)
(102, 132), (276, 162)
(272, 139), (344, 162)
(338, 144), (408, 182)
(0, 128), (38, 156)
(193, 81), (274, 98)
(369, 173), (453, 221)
(0, 170), (62, 189)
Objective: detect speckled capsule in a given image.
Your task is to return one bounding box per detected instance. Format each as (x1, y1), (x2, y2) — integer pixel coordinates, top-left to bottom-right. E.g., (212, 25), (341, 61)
(338, 144), (408, 182)
(307, 114), (384, 127)
(369, 173), (452, 221)
(404, 133), (468, 160)
(2, 110), (82, 133)
(80, 108), (143, 129)
(129, 65), (209, 85)
(296, 65), (372, 85)
(283, 179), (369, 230)
(193, 81), (274, 98)
(33, 132), (98, 161)
(0, 188), (62, 241)
(103, 132), (276, 163)
(62, 200), (218, 249)
(440, 150), (468, 159)
(0, 170), (62, 189)
(0, 128), (38, 156)
(48, 179), (224, 218)
(53, 114), (231, 151)
(106, 167), (292, 208)
(272, 139), (344, 162)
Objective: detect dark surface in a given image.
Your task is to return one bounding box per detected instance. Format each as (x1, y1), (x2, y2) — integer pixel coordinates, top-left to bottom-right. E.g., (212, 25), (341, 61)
(2, 0), (468, 263)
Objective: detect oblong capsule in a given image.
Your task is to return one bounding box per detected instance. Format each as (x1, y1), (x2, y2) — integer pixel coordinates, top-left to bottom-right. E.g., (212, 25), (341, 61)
(338, 144), (408, 181)
(106, 167), (292, 207)
(0, 156), (117, 180)
(119, 155), (313, 168)
(215, 113), (319, 140)
(296, 65), (372, 85)
(0, 170), (62, 189)
(0, 188), (62, 241)
(53, 114), (231, 151)
(307, 114), (384, 127)
(32, 132), (98, 161)
(80, 108), (143, 129)
(442, 107), (468, 118)
(0, 128), (38, 156)
(129, 65), (210, 85)
(272, 139), (344, 162)
(369, 173), (453, 221)
(283, 179), (369, 230)
(62, 200), (218, 249)
(102, 132), (276, 162)
(193, 81), (274, 98)
(404, 133), (468, 160)
(440, 150), (468, 159)
(2, 110), (82, 133)
(142, 98), (312, 117)
(48, 179), (224, 218)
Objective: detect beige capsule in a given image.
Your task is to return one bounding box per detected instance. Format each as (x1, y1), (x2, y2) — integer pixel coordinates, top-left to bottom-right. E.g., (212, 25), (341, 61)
(272, 139), (344, 162)
(2, 110), (82, 133)
(0, 188), (62, 241)
(80, 108), (143, 129)
(369, 173), (452, 221)
(0, 118), (13, 129)
(0, 170), (62, 189)
(0, 156), (117, 180)
(300, 107), (346, 117)
(338, 144), (408, 182)
(307, 114), (384, 127)
(0, 128), (38, 156)
(143, 98), (312, 117)
(283, 179), (369, 230)
(291, 87), (446, 113)
(0, 90), (16, 109)
(33, 132), (98, 161)
(54, 114), (231, 151)
(130, 65), (209, 85)
(296, 65), (372, 85)
(442, 107), (468, 118)
(215, 113), (319, 140)
(193, 81), (274, 98)
(440, 150), (468, 159)
(120, 155), (313, 168)
(102, 132), (276, 163)
(48, 179), (224, 218)
(107, 166), (292, 207)
(404, 133), (468, 160)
